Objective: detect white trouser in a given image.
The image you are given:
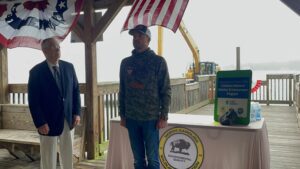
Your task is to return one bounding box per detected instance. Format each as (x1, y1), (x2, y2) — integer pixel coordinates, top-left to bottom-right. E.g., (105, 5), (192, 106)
(40, 120), (74, 169)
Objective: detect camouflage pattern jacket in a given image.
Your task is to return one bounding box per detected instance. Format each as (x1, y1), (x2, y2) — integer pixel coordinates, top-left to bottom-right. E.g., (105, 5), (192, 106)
(118, 48), (171, 121)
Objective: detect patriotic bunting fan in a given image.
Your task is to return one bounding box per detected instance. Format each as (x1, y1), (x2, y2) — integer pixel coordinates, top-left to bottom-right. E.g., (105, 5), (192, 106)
(0, 0), (83, 49)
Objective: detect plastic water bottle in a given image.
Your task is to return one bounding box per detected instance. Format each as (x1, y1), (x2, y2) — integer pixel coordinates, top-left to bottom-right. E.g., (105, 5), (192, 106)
(250, 102), (256, 122)
(255, 102), (262, 121)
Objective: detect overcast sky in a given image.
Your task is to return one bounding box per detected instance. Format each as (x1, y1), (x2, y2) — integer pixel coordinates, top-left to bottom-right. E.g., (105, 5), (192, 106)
(7, 0), (300, 83)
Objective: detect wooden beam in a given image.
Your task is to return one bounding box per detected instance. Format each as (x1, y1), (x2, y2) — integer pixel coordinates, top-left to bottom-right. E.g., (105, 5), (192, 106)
(81, 0), (133, 159)
(92, 0), (127, 43)
(83, 1), (100, 159)
(72, 24), (85, 43)
(0, 45), (9, 104)
(93, 0), (133, 10)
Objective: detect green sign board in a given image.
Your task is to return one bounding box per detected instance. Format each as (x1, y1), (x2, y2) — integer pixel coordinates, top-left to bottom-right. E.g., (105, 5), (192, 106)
(214, 70), (252, 125)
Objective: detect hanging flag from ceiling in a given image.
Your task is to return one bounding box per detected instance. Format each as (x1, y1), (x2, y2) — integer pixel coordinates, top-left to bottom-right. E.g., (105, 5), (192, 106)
(0, 0), (83, 49)
(122, 0), (189, 32)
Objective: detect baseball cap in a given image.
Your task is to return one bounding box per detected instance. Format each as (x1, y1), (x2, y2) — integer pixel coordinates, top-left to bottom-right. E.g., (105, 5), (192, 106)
(129, 25), (151, 40)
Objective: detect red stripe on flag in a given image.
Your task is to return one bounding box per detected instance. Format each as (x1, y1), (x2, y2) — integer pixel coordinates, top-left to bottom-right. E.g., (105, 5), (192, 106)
(133, 0), (147, 26)
(23, 0), (49, 11)
(123, 0), (140, 30)
(161, 0), (176, 27)
(75, 0), (84, 11)
(0, 4), (7, 17)
(172, 0), (189, 32)
(151, 0), (166, 25)
(142, 0), (155, 26)
(122, 0), (189, 32)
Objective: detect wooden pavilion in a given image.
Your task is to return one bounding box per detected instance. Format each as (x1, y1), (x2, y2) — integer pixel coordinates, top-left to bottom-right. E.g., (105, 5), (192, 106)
(1, 1), (300, 168)
(0, 0), (134, 160)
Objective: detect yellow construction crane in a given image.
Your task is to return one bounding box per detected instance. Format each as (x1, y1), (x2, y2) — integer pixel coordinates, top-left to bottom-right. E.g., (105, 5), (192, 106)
(179, 21), (220, 78)
(178, 21), (200, 79)
(157, 21), (219, 79)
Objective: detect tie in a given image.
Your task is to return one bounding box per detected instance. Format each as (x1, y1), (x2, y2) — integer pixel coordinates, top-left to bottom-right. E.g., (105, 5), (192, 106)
(52, 66), (62, 93)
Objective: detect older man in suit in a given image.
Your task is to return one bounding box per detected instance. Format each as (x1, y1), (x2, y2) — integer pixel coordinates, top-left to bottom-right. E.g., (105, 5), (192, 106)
(28, 38), (81, 169)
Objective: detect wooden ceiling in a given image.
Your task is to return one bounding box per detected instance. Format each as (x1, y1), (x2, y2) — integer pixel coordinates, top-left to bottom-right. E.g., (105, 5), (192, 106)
(0, 0), (134, 9)
(94, 0), (134, 10)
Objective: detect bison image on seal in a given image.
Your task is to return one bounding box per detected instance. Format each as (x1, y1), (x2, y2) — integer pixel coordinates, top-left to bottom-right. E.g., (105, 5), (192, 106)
(170, 139), (190, 155)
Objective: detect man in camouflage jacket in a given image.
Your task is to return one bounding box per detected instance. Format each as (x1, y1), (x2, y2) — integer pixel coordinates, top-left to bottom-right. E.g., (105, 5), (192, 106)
(119, 25), (171, 169)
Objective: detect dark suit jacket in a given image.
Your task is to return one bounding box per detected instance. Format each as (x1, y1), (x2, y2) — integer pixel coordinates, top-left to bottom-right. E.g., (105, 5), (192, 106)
(28, 60), (81, 136)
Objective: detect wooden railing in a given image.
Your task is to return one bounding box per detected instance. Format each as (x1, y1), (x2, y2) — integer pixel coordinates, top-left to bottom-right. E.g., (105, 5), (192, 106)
(6, 73), (300, 150)
(295, 81), (300, 109)
(185, 75), (216, 108)
(294, 74), (300, 127)
(251, 80), (268, 103)
(6, 77), (214, 144)
(267, 74), (294, 105)
(251, 74), (294, 105)
(97, 82), (119, 142)
(8, 84), (27, 104)
(169, 78), (186, 112)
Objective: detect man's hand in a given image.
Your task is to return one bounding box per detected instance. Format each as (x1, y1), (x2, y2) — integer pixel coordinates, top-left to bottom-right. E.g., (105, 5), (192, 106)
(120, 118), (126, 128)
(38, 123), (50, 135)
(157, 119), (168, 129)
(73, 115), (81, 127)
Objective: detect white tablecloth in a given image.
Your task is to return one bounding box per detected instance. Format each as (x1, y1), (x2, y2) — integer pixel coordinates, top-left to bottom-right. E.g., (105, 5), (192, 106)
(105, 114), (270, 169)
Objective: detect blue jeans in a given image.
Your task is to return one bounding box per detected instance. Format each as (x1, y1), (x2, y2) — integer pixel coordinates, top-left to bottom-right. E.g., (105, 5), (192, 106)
(126, 118), (160, 169)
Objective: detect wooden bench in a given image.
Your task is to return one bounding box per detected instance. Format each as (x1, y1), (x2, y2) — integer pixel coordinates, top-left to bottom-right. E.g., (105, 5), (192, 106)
(0, 104), (85, 161)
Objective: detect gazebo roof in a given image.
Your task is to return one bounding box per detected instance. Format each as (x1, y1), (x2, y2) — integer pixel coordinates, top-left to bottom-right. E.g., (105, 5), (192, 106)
(0, 0), (134, 10)
(94, 0), (134, 10)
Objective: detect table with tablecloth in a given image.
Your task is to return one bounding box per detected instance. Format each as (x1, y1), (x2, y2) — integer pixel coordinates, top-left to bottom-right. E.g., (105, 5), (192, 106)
(105, 114), (270, 169)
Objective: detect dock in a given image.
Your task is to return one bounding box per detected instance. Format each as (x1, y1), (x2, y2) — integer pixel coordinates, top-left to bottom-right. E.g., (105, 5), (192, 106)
(1, 104), (300, 169)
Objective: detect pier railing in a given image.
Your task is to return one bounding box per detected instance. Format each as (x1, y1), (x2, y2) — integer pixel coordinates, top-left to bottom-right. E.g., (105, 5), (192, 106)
(293, 74), (300, 127)
(5, 76), (214, 144)
(251, 74), (294, 106)
(7, 74), (300, 146)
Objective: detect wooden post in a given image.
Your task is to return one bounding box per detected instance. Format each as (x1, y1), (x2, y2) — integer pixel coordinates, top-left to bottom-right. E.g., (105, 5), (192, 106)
(209, 76), (215, 103)
(289, 77), (292, 106)
(0, 45), (9, 104)
(266, 75), (270, 106)
(98, 93), (105, 145)
(298, 83), (300, 113)
(294, 75), (299, 105)
(72, 0), (127, 159)
(184, 84), (188, 109)
(236, 47), (240, 70)
(157, 26), (163, 56)
(84, 1), (100, 159)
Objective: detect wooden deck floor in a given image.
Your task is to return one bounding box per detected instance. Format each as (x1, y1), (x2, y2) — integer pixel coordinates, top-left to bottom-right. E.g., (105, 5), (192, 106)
(1, 105), (300, 169)
(189, 104), (300, 169)
(0, 149), (106, 169)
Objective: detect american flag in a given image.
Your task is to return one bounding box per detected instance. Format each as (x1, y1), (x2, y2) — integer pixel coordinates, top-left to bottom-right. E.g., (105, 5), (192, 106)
(122, 0), (189, 32)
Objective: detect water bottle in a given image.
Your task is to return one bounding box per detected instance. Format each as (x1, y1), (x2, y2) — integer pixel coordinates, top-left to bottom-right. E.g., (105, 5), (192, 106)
(250, 102), (256, 122)
(255, 102), (262, 121)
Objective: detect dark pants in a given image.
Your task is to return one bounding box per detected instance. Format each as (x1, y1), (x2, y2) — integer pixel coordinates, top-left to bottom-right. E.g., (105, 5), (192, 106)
(126, 118), (160, 169)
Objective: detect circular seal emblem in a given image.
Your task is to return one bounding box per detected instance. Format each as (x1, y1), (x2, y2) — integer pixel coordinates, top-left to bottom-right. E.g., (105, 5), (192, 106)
(159, 127), (204, 169)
